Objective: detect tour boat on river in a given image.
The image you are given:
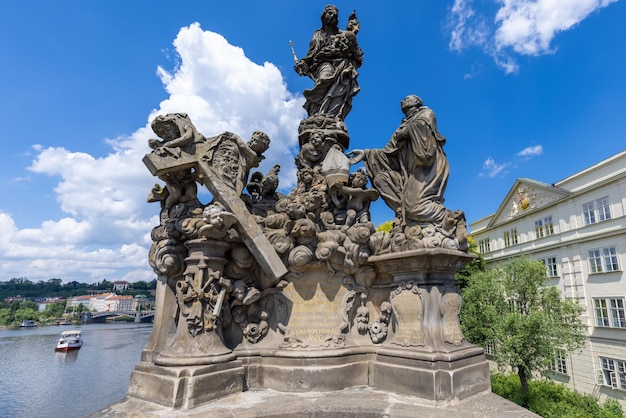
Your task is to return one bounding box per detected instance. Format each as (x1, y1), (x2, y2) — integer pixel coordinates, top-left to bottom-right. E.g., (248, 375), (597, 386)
(19, 319), (37, 327)
(55, 330), (83, 351)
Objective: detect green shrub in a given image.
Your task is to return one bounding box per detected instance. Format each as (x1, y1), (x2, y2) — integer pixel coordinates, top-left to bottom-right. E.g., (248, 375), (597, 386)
(491, 373), (624, 418)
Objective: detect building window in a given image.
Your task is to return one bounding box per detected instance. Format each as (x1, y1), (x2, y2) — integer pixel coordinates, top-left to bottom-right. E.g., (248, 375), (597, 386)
(503, 229), (518, 247)
(583, 197), (612, 225)
(604, 247), (620, 272)
(593, 298), (626, 328)
(600, 357), (626, 390)
(588, 250), (603, 273)
(583, 202), (595, 225)
(552, 349), (568, 375)
(534, 216), (554, 239)
(478, 238), (491, 253)
(588, 247), (620, 274)
(594, 299), (610, 327)
(542, 257), (558, 277)
(597, 197), (612, 222)
(535, 219), (544, 238)
(544, 216), (554, 235)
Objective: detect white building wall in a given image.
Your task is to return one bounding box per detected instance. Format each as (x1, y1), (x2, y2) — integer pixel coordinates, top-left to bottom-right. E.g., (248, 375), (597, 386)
(469, 150), (626, 408)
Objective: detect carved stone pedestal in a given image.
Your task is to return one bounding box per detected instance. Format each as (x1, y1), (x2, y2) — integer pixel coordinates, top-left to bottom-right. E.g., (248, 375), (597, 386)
(128, 361), (244, 409)
(128, 238), (246, 409)
(366, 247), (491, 401)
(241, 351), (370, 392)
(372, 347), (490, 401)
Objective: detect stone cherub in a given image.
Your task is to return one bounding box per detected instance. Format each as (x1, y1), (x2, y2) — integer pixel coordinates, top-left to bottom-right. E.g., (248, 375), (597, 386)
(333, 168), (379, 230)
(198, 203), (238, 239)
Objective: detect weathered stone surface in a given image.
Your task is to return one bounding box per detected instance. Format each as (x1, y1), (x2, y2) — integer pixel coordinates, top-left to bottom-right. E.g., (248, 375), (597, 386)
(369, 248), (475, 283)
(241, 354), (370, 392)
(293, 5), (362, 122)
(130, 4), (492, 413)
(143, 133), (287, 282)
(128, 361), (244, 409)
(278, 264), (356, 349)
(371, 350), (491, 401)
(94, 388), (540, 417)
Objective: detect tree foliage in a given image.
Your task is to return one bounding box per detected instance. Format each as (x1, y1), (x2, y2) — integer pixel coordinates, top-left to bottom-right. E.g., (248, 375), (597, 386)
(0, 300), (40, 326)
(42, 302), (65, 318)
(460, 257), (586, 405)
(455, 236), (486, 289)
(0, 278), (156, 300)
(491, 373), (624, 418)
(376, 220), (394, 233)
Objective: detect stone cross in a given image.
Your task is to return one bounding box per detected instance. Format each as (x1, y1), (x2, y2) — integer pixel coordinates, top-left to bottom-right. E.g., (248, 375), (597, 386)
(143, 141), (288, 281)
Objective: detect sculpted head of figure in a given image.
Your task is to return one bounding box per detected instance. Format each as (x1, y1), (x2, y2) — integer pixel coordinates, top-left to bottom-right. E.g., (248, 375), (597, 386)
(350, 168), (368, 189)
(248, 131), (270, 155)
(152, 113), (186, 141)
(321, 5), (339, 29)
(298, 166), (314, 186)
(310, 130), (324, 148)
(203, 204), (225, 228)
(400, 95), (423, 116)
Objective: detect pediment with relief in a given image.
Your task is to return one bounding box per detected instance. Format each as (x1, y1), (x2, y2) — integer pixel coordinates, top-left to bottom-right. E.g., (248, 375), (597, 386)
(490, 180), (570, 226)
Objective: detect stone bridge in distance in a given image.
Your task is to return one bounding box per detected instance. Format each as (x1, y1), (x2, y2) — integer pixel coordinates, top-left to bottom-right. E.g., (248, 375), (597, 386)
(81, 310), (155, 323)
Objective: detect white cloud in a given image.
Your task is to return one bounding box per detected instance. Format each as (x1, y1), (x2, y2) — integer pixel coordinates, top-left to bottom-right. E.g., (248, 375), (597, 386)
(495, 0), (618, 55)
(480, 157), (509, 178)
(448, 0), (492, 52)
(154, 23), (303, 181)
(1, 23), (305, 284)
(446, 0), (618, 73)
(517, 145), (543, 157)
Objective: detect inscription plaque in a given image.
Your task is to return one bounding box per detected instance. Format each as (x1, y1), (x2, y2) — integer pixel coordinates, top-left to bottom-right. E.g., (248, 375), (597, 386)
(280, 266), (353, 348)
(389, 282), (425, 347)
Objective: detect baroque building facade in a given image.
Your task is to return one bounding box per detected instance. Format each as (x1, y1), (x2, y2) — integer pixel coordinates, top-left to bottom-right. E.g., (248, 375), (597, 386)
(469, 150), (626, 408)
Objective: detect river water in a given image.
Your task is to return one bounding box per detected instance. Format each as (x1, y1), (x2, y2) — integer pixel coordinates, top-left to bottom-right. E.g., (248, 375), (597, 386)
(0, 322), (152, 418)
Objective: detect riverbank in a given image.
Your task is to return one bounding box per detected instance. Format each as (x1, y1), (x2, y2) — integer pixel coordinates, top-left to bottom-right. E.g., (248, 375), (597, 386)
(0, 322), (152, 418)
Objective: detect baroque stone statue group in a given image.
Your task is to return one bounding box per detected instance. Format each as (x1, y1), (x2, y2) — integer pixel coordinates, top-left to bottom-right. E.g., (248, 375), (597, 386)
(129, 5), (489, 410)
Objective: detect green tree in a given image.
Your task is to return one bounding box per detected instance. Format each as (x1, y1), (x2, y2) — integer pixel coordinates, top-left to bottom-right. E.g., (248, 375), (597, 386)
(42, 302), (65, 318)
(460, 257), (586, 407)
(0, 308), (11, 326)
(97, 279), (113, 290)
(74, 303), (87, 314)
(376, 220), (394, 233)
(13, 307), (39, 324)
(455, 236), (486, 289)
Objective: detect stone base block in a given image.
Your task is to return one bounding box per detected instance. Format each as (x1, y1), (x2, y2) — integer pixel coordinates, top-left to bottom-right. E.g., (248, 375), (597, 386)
(128, 360), (244, 409)
(241, 352), (370, 392)
(371, 348), (491, 401)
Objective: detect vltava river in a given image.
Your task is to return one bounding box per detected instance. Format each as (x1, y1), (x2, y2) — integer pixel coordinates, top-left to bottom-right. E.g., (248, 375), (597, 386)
(0, 322), (151, 418)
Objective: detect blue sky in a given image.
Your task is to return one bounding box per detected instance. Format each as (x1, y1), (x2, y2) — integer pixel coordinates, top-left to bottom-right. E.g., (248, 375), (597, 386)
(1, 1), (624, 284)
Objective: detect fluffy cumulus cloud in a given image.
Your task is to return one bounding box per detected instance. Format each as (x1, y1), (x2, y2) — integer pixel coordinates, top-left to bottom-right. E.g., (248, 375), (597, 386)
(1, 23), (304, 284)
(447, 0), (618, 73)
